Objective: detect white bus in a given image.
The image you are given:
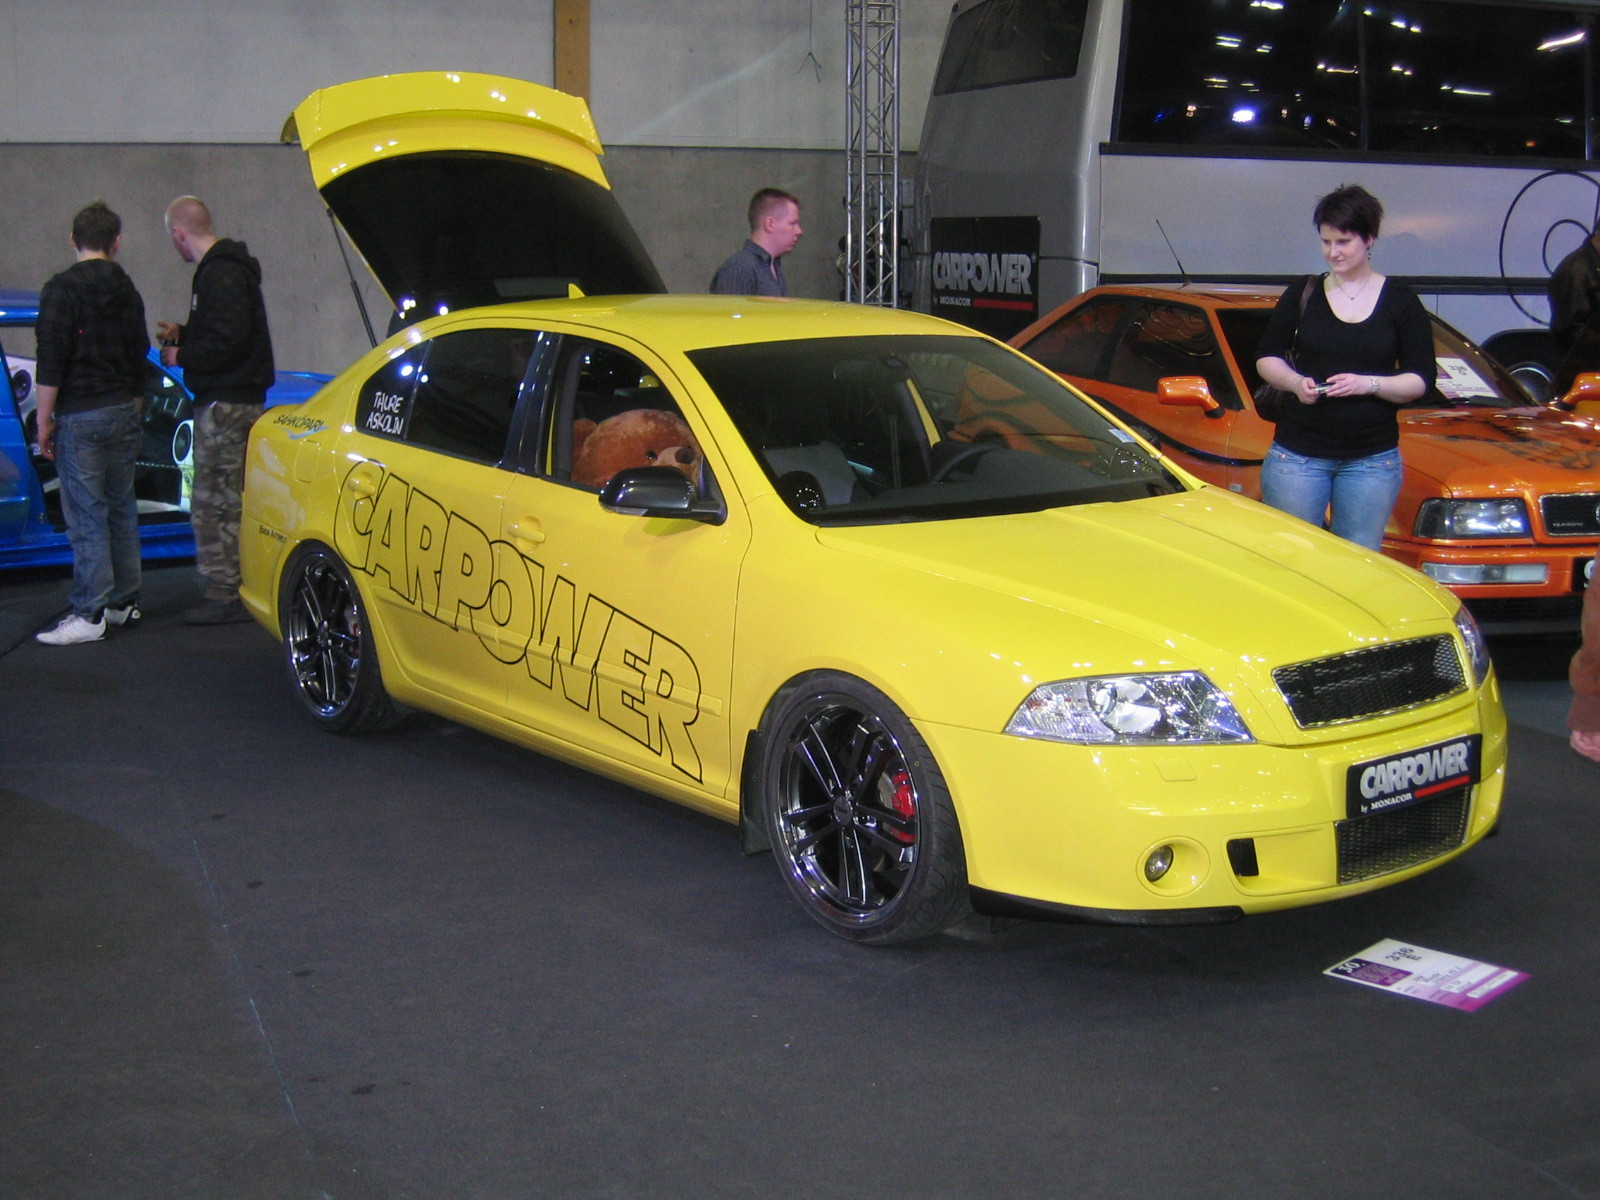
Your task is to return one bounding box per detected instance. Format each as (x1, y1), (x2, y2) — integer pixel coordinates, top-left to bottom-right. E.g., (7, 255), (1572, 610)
(914, 0), (1600, 394)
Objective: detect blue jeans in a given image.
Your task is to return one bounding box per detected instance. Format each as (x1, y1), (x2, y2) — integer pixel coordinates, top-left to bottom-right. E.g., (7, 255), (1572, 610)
(1260, 444), (1403, 552)
(55, 402), (143, 618)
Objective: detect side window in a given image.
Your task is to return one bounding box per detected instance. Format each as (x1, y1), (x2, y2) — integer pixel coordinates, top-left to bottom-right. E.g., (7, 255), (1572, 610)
(355, 344), (425, 442)
(549, 340), (703, 491)
(1106, 302), (1239, 405)
(409, 328), (534, 463)
(353, 328), (534, 464)
(1016, 297), (1130, 381)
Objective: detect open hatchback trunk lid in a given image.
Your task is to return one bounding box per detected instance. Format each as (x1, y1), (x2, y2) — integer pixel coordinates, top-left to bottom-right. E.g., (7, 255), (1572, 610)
(283, 72), (664, 318)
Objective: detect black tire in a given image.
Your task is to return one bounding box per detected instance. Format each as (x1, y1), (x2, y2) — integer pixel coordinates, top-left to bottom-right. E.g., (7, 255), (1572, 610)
(759, 671), (970, 944)
(1506, 361), (1553, 404)
(279, 544), (399, 733)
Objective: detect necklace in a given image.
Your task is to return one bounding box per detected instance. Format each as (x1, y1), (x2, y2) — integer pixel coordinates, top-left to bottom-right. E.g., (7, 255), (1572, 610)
(1331, 271), (1373, 302)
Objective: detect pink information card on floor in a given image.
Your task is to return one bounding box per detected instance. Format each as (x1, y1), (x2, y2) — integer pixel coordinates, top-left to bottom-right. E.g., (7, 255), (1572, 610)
(1325, 939), (1529, 1011)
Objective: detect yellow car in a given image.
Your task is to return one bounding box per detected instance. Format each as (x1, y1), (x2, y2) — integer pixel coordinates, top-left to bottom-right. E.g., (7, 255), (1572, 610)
(242, 72), (1506, 944)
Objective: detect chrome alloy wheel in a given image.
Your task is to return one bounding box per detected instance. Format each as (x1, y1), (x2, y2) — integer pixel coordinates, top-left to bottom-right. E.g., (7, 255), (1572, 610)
(773, 699), (923, 924)
(286, 554), (364, 721)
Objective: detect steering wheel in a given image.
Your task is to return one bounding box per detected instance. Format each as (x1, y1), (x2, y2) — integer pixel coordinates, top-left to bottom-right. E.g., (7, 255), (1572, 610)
(929, 441), (997, 482)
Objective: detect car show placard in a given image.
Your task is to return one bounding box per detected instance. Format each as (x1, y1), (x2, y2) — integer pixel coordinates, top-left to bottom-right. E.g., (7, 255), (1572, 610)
(928, 216), (1040, 340)
(1325, 939), (1528, 1011)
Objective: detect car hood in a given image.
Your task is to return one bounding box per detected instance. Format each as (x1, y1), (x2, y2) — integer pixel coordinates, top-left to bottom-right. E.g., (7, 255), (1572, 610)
(282, 72), (664, 317)
(1399, 405), (1600, 490)
(817, 488), (1452, 670)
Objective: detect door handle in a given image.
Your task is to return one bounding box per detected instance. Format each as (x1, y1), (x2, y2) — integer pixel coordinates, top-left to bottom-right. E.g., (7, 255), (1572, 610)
(343, 462), (383, 497)
(507, 517), (546, 547)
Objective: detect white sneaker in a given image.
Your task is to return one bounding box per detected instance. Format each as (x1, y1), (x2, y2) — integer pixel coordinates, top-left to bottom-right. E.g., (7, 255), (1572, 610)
(35, 612), (107, 645)
(105, 602), (141, 627)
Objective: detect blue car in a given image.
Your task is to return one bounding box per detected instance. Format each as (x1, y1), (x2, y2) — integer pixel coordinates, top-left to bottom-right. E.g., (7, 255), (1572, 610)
(0, 287), (329, 570)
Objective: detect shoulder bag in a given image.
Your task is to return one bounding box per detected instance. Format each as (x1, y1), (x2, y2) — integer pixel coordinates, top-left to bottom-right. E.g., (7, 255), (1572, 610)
(1252, 274), (1319, 422)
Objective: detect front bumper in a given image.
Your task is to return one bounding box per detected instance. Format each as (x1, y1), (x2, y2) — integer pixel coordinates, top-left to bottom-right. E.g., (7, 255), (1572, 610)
(921, 677), (1507, 920)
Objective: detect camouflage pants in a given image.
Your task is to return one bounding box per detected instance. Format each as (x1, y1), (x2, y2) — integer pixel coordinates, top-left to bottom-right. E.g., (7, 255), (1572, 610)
(191, 400), (264, 600)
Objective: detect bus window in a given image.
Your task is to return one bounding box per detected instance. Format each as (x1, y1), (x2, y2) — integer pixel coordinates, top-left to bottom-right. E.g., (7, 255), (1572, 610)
(1116, 0), (1594, 158)
(933, 0), (1089, 95)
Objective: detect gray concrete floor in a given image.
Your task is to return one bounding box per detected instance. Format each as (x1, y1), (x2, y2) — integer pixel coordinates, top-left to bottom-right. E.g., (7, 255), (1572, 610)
(3, 561), (1597, 1200)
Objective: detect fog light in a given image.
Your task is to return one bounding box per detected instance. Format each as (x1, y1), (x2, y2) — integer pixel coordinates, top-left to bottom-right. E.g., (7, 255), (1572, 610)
(1144, 845), (1175, 882)
(1421, 562), (1548, 586)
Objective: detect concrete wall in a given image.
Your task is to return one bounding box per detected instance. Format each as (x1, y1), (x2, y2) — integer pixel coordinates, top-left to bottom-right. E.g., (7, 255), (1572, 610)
(0, 2), (948, 372)
(0, 1), (946, 150)
(0, 142), (870, 374)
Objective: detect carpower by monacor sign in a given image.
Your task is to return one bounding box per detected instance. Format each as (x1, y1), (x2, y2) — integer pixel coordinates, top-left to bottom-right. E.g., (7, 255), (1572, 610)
(929, 216), (1040, 340)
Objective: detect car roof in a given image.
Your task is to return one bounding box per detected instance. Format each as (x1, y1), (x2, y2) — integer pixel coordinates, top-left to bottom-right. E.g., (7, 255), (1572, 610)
(412, 292), (984, 351)
(1084, 283), (1287, 309)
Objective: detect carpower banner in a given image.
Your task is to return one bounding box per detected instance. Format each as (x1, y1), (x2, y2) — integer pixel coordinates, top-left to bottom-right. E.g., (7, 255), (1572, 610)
(928, 216), (1040, 340)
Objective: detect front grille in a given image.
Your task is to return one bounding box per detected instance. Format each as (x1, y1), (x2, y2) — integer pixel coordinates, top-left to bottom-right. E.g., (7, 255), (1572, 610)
(1273, 635), (1465, 728)
(1541, 493), (1600, 538)
(1336, 786), (1471, 884)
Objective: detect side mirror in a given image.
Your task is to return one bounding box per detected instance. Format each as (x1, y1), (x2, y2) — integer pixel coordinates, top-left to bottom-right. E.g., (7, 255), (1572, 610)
(1157, 376), (1222, 416)
(599, 466), (725, 525)
(1557, 371), (1600, 418)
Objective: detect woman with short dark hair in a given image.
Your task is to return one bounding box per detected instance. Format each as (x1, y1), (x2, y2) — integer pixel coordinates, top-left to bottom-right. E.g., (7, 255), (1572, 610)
(1253, 184), (1433, 551)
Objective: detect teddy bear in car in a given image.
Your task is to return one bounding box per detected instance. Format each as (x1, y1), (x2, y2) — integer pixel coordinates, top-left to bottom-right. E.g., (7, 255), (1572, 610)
(571, 408), (702, 489)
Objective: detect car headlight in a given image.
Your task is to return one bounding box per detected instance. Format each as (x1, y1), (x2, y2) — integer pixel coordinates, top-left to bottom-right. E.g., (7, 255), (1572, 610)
(1454, 606), (1492, 687)
(1006, 672), (1254, 744)
(1414, 498), (1529, 539)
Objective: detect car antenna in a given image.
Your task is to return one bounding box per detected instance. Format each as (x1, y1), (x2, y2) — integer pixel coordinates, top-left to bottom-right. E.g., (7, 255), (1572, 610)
(325, 207), (378, 348)
(1155, 218), (1190, 289)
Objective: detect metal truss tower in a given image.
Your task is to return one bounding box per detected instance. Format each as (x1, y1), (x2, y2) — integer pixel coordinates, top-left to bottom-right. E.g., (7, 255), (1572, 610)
(844, 0), (901, 306)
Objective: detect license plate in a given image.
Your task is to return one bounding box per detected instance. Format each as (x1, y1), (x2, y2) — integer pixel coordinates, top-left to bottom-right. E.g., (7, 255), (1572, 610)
(1346, 734), (1481, 818)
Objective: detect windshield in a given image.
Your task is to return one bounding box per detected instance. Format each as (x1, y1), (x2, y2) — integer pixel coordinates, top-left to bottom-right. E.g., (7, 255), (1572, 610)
(1216, 304), (1533, 411)
(686, 334), (1182, 524)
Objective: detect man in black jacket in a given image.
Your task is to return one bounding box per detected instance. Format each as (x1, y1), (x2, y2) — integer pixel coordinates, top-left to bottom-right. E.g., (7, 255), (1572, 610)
(158, 196), (275, 624)
(34, 201), (150, 646)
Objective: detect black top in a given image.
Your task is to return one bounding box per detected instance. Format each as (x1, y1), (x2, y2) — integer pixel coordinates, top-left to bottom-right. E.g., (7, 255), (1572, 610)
(1256, 275), (1433, 460)
(35, 259), (149, 416)
(176, 239), (275, 404)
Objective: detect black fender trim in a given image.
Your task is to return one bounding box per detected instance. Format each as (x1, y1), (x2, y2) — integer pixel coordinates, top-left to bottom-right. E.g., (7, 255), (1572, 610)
(738, 729), (770, 856)
(970, 887), (1243, 927)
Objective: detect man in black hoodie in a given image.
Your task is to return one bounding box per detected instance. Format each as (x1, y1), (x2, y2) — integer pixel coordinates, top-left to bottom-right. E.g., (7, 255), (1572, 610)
(34, 201), (150, 646)
(158, 196), (275, 625)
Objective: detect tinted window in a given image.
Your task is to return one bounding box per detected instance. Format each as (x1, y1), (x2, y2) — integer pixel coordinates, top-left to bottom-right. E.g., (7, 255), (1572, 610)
(1106, 302), (1240, 406)
(689, 334), (1179, 525)
(355, 345), (424, 443)
(354, 329), (532, 464)
(411, 328), (534, 463)
(1016, 297), (1131, 379)
(1216, 309), (1274, 395)
(1118, 0), (1594, 159)
(933, 0), (1089, 95)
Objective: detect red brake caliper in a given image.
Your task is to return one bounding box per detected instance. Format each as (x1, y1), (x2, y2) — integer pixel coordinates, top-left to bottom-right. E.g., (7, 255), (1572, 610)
(887, 770), (916, 844)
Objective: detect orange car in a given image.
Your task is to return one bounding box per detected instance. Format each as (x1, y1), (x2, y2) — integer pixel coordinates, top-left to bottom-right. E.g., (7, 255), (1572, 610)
(1007, 284), (1600, 633)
